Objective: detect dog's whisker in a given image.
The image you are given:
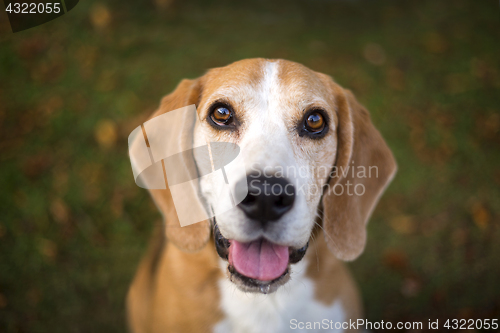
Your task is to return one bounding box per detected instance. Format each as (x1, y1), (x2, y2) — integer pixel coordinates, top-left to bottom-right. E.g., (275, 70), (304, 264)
(309, 231), (320, 273)
(314, 213), (336, 251)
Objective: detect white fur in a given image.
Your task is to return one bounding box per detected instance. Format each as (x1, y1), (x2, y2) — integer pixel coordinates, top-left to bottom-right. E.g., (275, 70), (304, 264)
(213, 258), (345, 333)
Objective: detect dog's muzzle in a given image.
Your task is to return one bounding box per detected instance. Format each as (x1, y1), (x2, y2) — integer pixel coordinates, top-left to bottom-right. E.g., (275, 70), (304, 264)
(214, 221), (309, 294)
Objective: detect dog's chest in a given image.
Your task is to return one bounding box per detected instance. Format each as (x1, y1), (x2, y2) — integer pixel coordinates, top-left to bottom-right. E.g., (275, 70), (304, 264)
(213, 259), (345, 333)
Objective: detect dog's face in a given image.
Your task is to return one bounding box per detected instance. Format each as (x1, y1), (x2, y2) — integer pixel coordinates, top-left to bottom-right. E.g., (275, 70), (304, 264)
(146, 58), (396, 294)
(192, 60), (338, 292)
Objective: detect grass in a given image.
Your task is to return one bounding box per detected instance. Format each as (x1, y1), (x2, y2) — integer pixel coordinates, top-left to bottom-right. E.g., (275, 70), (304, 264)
(1, 0), (499, 331)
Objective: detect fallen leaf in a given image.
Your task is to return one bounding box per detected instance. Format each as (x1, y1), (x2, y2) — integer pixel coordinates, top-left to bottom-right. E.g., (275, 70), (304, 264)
(22, 153), (52, 180)
(95, 119), (117, 149)
(90, 3), (111, 30)
(50, 198), (69, 224)
(154, 0), (174, 10)
(383, 249), (408, 272)
(389, 215), (416, 235)
(470, 202), (490, 229)
(39, 238), (57, 260)
(17, 35), (47, 60)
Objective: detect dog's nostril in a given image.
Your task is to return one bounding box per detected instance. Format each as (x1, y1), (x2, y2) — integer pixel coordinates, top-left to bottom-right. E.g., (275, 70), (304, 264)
(237, 173), (295, 223)
(242, 194), (257, 205)
(275, 194), (294, 208)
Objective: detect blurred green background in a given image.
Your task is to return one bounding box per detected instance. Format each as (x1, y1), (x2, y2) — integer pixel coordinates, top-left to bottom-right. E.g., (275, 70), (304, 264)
(1, 0), (499, 331)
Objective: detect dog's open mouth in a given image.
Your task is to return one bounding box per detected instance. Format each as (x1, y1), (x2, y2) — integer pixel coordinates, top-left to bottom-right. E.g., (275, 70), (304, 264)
(214, 222), (308, 294)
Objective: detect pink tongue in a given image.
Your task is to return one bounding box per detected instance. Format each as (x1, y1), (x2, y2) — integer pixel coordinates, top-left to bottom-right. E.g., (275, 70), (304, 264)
(229, 239), (289, 281)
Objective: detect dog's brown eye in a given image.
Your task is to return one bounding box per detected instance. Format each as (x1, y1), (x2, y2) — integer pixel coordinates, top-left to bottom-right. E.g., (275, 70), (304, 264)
(305, 112), (325, 133)
(210, 106), (233, 125)
(298, 109), (329, 139)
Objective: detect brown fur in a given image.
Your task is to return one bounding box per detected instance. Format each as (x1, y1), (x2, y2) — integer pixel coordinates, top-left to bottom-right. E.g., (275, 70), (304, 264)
(127, 224), (223, 333)
(321, 85), (397, 261)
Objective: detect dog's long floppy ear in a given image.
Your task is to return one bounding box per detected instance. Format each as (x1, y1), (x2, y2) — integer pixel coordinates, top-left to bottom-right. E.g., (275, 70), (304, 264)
(322, 87), (397, 261)
(147, 78), (211, 252)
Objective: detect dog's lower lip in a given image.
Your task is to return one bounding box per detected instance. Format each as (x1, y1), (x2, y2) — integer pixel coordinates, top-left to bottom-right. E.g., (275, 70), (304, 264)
(289, 241), (309, 264)
(228, 265), (289, 294)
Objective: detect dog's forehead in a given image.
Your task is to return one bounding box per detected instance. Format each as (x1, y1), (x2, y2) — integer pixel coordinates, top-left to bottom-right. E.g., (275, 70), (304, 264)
(200, 59), (335, 111)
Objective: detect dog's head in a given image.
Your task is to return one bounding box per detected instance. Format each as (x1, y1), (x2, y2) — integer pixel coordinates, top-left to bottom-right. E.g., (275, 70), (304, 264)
(147, 59), (396, 294)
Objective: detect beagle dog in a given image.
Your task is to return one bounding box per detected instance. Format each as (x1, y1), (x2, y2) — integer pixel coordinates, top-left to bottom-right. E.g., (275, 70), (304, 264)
(126, 58), (397, 333)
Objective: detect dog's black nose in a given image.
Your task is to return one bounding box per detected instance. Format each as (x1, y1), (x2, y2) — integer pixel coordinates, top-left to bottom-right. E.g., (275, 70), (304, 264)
(238, 173), (295, 223)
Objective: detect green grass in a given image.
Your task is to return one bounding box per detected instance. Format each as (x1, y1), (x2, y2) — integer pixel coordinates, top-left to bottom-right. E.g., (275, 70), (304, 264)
(1, 0), (499, 331)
